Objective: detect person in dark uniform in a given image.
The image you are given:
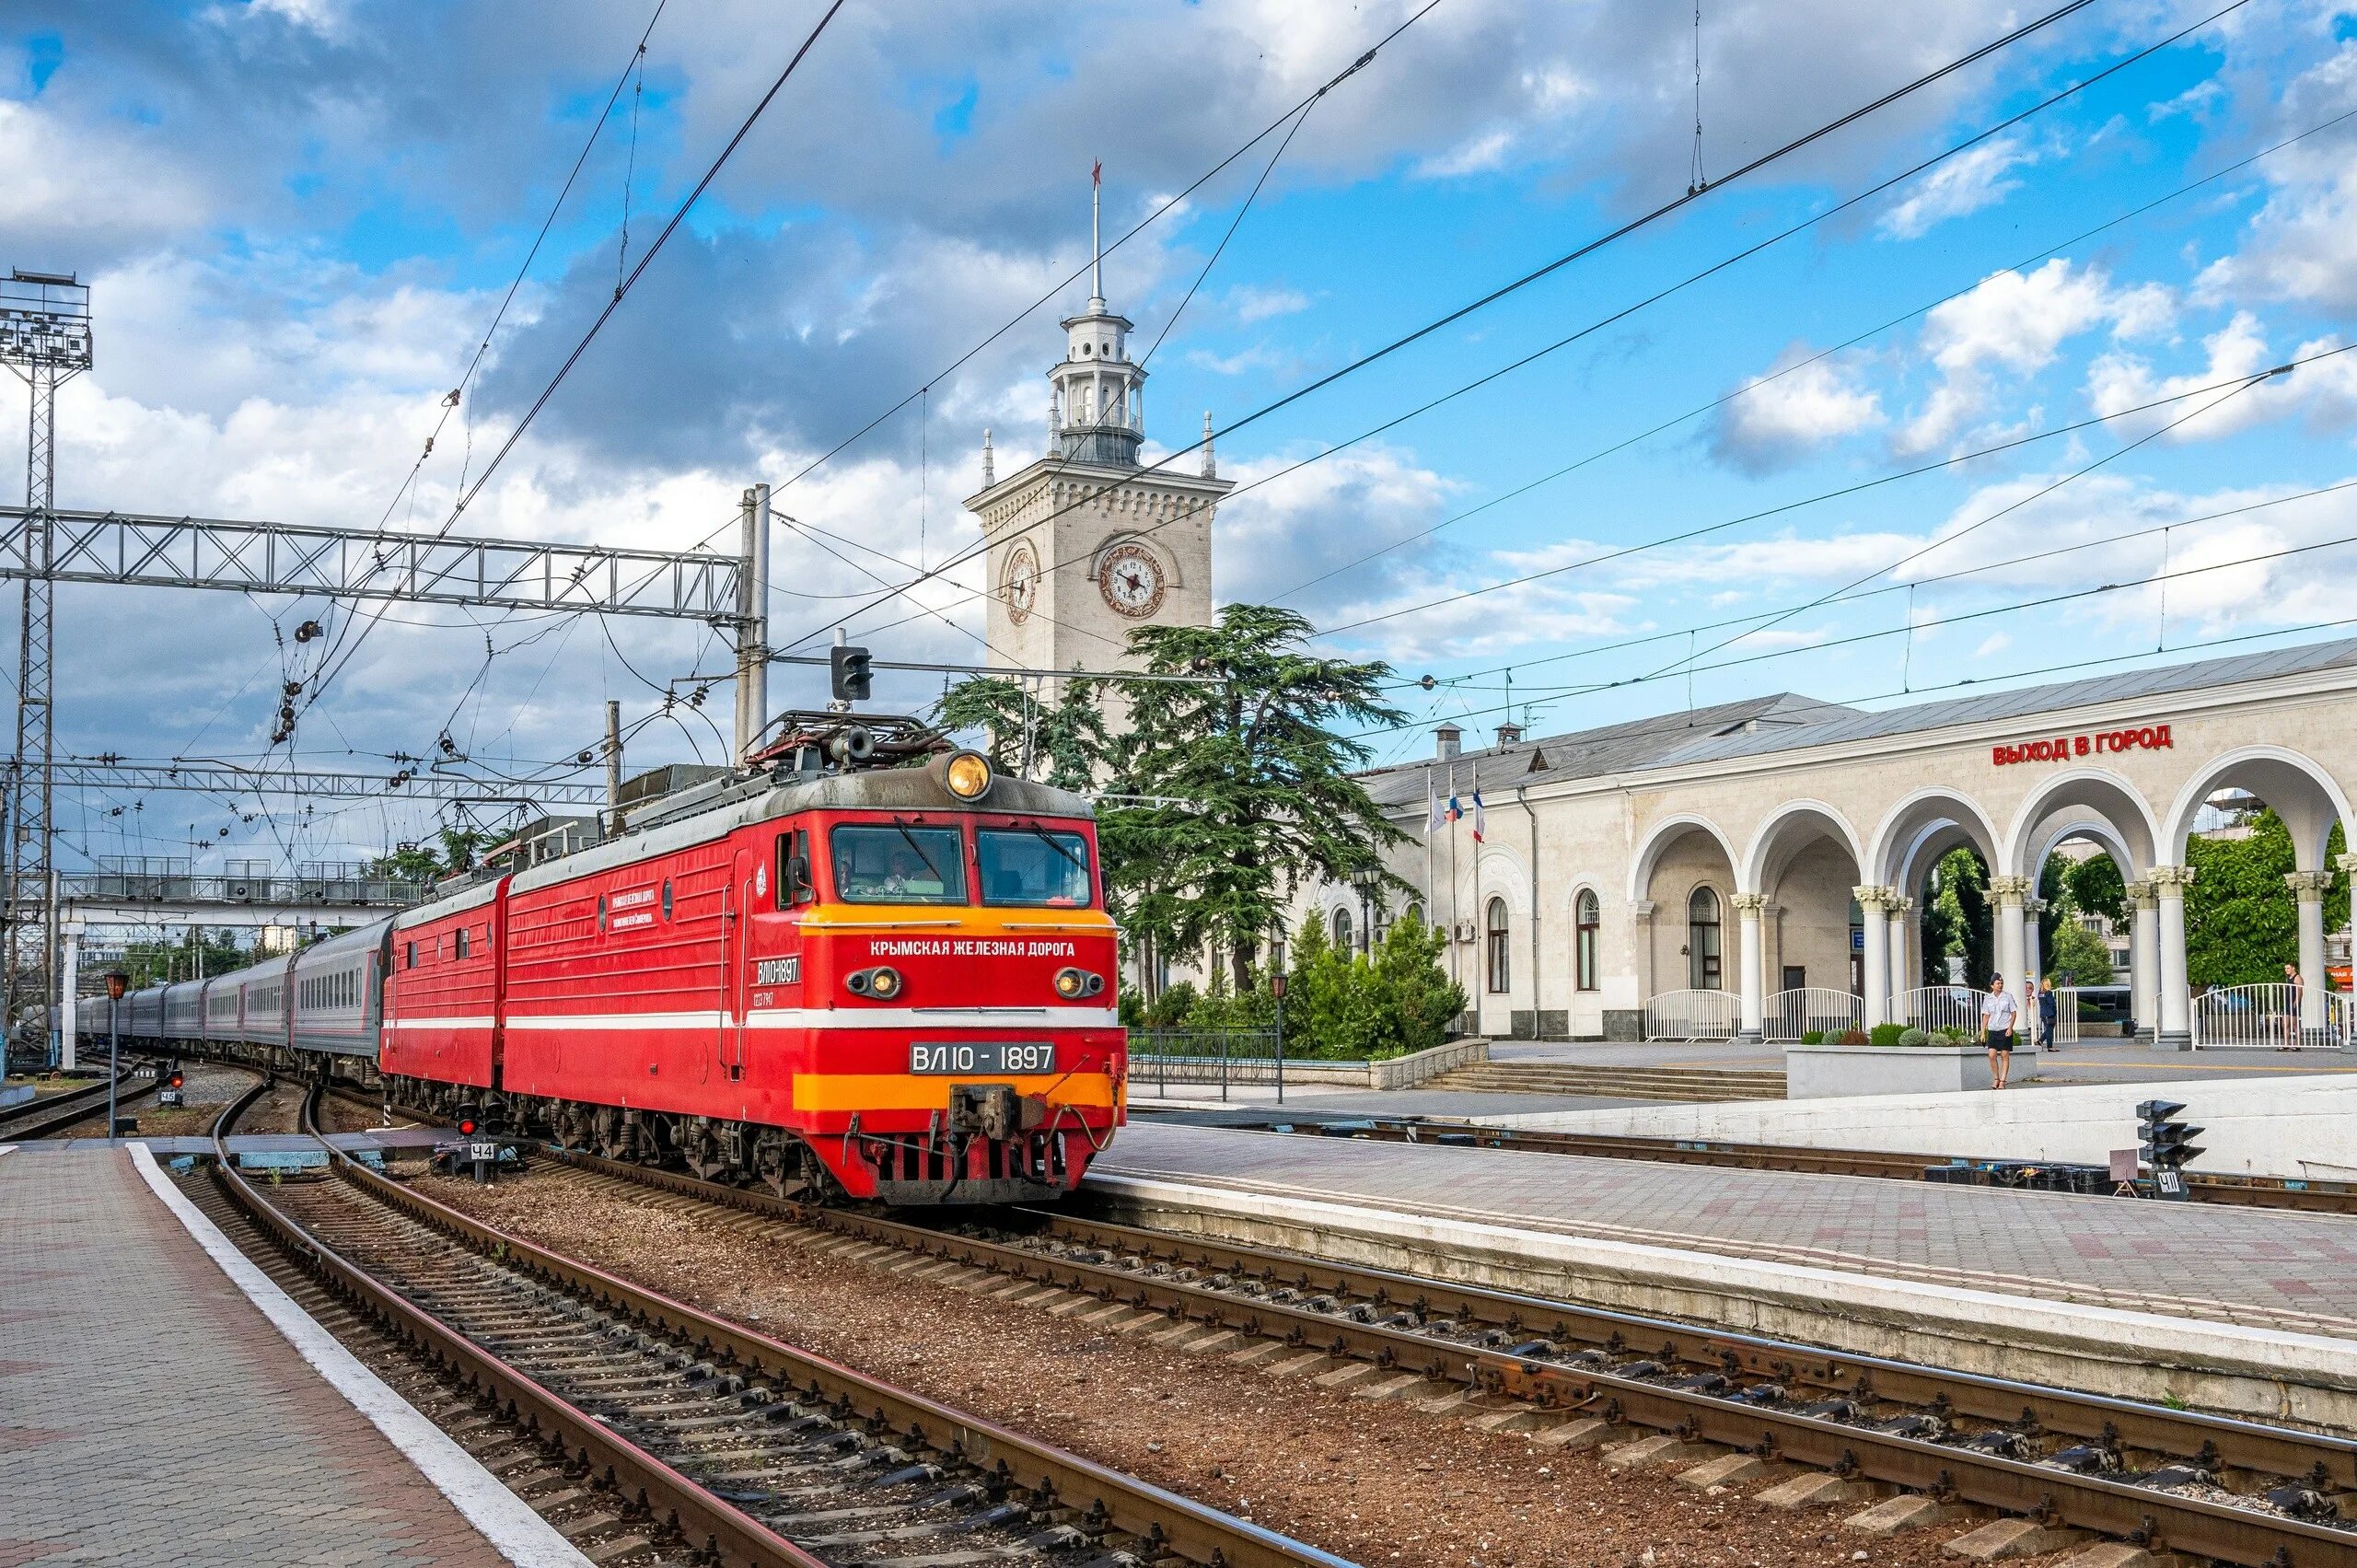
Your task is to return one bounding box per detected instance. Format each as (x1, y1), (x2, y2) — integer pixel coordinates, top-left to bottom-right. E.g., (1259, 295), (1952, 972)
(2038, 977), (2059, 1052)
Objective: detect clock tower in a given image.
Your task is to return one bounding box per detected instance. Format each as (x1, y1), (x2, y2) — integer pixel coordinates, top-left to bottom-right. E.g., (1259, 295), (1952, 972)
(965, 168), (1232, 703)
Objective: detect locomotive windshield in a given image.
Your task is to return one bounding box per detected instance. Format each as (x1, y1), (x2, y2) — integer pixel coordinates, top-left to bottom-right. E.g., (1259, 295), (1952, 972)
(978, 827), (1092, 907)
(830, 824), (967, 903)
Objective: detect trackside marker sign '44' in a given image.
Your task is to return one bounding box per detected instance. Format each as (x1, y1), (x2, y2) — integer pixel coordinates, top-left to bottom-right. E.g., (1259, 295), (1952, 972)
(1991, 724), (2173, 767)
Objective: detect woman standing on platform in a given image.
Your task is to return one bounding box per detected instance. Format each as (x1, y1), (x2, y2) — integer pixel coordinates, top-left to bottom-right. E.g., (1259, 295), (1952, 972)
(1981, 973), (2020, 1089)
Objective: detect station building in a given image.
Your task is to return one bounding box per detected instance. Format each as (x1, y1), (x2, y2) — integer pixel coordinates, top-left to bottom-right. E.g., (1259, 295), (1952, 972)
(1303, 639), (2357, 1049)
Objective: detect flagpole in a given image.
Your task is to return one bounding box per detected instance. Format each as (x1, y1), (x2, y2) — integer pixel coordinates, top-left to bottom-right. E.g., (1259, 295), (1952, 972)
(1090, 160), (1103, 301)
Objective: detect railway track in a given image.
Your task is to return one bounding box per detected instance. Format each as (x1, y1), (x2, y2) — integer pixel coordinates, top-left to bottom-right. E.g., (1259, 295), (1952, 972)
(200, 1082), (1350, 1568)
(1169, 1113), (2357, 1214)
(0, 1061), (157, 1141)
(530, 1144), (2357, 1568)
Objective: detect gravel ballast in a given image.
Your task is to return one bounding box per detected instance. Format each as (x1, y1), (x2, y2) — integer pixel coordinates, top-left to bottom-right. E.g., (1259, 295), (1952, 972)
(415, 1167), (2025, 1567)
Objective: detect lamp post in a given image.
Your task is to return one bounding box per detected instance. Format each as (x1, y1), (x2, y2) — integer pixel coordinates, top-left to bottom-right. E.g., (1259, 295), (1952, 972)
(102, 969), (127, 1139)
(1349, 866), (1383, 958)
(1270, 970), (1286, 1107)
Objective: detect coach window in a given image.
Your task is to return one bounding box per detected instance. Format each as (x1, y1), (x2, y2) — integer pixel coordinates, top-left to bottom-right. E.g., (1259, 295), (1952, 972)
(598, 894), (608, 932)
(1485, 898), (1511, 993)
(405, 940), (416, 970)
(1575, 889), (1600, 991)
(830, 824), (967, 903)
(661, 879), (673, 920)
(977, 825), (1092, 906)
(455, 927), (469, 959)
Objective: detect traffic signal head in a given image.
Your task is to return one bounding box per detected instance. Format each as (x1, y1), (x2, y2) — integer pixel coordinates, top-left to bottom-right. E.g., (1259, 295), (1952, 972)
(830, 644), (873, 703)
(168, 1070), (184, 1090)
(2136, 1099), (2188, 1122)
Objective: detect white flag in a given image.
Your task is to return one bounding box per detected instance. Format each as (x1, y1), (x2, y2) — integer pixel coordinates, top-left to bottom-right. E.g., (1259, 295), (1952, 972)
(1425, 771), (1445, 837)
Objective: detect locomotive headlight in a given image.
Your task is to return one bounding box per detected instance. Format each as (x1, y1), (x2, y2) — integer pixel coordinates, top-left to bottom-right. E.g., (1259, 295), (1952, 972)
(848, 966), (903, 999)
(1053, 967), (1105, 999)
(944, 749), (993, 800)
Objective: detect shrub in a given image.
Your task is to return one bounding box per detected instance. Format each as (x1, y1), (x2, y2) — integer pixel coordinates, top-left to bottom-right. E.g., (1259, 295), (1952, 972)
(1835, 1028), (1870, 1047)
(1868, 1022), (1908, 1047)
(1896, 1028), (1928, 1047)
(1800, 1029), (1826, 1045)
(1275, 912), (1468, 1061)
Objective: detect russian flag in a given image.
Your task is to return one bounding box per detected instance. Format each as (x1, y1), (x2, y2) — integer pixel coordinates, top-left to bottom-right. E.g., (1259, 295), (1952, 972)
(1470, 790), (1486, 843)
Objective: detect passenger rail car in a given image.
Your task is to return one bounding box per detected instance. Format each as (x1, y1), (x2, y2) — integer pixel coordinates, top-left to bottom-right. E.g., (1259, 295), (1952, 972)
(97, 744), (1126, 1204)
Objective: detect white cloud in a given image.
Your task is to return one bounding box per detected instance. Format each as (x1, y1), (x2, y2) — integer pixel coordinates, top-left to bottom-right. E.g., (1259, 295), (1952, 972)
(1227, 285), (1311, 323)
(2088, 317), (2357, 443)
(2191, 41), (2357, 312)
(1415, 128), (1514, 179)
(1897, 260), (2173, 454)
(1877, 137), (2036, 239)
(1710, 348), (1885, 473)
(1974, 632), (2012, 658)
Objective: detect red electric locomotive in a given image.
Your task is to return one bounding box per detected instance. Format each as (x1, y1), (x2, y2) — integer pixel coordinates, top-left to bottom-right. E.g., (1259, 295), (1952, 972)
(103, 716), (1129, 1206)
(382, 728), (1126, 1202)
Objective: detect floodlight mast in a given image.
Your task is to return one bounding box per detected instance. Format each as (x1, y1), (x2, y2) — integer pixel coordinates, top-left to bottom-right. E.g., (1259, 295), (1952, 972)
(0, 270), (92, 1055)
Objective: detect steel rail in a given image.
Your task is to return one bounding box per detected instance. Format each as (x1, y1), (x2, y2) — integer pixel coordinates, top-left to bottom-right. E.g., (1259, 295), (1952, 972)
(273, 1089), (1345, 1568)
(538, 1145), (2357, 1568)
(206, 1086), (831, 1568)
(0, 1062), (157, 1140)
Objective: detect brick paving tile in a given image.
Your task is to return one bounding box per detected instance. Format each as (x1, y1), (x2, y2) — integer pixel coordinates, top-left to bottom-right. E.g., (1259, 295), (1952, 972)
(1101, 1121), (2357, 1336)
(0, 1148), (510, 1566)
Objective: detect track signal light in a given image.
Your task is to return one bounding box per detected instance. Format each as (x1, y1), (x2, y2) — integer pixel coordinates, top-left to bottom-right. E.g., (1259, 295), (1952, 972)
(830, 644), (873, 703)
(2136, 1098), (2204, 1201)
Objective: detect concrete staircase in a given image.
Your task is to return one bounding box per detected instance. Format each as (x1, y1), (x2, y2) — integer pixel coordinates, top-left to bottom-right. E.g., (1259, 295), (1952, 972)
(1422, 1061), (1788, 1103)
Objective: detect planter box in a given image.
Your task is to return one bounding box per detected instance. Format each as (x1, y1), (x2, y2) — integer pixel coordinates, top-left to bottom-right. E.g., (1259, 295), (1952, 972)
(1783, 1042), (2039, 1099)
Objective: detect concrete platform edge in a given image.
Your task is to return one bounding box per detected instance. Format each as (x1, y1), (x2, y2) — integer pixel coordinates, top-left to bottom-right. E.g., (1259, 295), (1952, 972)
(127, 1142), (593, 1568)
(1085, 1170), (2357, 1428)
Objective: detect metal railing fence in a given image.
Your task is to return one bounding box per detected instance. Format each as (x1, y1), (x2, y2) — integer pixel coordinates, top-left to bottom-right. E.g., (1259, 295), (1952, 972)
(1763, 986), (1862, 1043)
(1643, 988), (1740, 1042)
(1127, 1028), (1285, 1100)
(1894, 985), (1980, 1036)
(2191, 982), (2349, 1049)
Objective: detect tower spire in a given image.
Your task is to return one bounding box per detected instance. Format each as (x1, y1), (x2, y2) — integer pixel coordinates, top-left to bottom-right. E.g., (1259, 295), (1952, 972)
(1089, 158), (1104, 307)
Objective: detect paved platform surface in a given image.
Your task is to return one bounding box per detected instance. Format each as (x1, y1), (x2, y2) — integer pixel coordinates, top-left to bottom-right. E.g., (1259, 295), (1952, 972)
(1129, 1085), (1661, 1116)
(1491, 1037), (2357, 1081)
(1095, 1119), (2357, 1338)
(0, 1147), (512, 1566)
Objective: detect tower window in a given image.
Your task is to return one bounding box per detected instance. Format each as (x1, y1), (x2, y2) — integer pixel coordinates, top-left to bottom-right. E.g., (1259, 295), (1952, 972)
(1080, 343), (1091, 356)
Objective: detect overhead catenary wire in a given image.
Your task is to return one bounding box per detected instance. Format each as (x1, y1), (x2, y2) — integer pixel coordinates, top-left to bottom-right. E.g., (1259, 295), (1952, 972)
(1271, 98), (2357, 611)
(791, 0), (2221, 657)
(296, 0), (848, 724)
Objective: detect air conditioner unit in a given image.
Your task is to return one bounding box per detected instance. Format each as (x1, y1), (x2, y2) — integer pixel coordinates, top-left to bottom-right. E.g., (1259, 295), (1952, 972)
(1454, 920), (1478, 944)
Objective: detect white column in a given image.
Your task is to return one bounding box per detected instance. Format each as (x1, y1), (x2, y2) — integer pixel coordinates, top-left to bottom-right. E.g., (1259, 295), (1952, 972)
(2022, 896), (2047, 989)
(1854, 885), (1894, 1027)
(1989, 875), (2031, 1020)
(2289, 871), (2332, 1034)
(2151, 865), (2196, 1050)
(1887, 899), (1912, 1005)
(58, 921), (79, 1072)
(1734, 892), (1769, 1043)
(2129, 879), (2159, 1042)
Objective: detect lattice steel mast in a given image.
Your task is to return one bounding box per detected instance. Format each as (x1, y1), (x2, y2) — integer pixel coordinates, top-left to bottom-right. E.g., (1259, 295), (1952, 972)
(0, 271), (91, 1052)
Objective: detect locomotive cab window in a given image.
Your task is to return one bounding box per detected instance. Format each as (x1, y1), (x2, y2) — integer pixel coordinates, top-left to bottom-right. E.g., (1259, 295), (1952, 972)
(830, 824), (967, 903)
(977, 827), (1091, 907)
(778, 828), (814, 908)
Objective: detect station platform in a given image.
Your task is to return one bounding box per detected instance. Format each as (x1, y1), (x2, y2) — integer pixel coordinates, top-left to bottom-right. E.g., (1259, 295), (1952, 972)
(1086, 1119), (2357, 1429)
(0, 1145), (583, 1566)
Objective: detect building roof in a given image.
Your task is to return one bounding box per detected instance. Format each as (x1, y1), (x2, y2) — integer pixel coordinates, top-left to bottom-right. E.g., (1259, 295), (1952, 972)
(1357, 691), (1846, 808)
(1361, 636), (2357, 810)
(1649, 635), (2357, 769)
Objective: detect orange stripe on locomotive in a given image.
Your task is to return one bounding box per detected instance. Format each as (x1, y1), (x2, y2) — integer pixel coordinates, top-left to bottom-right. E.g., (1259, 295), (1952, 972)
(379, 755), (1125, 1202)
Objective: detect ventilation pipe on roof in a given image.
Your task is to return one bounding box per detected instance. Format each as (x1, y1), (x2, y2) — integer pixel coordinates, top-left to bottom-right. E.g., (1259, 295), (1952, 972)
(1434, 724), (1461, 761)
(1497, 722), (1524, 746)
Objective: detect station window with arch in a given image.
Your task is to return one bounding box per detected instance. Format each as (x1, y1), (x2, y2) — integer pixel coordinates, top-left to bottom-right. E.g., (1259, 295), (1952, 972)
(1575, 889), (1600, 992)
(1485, 898), (1511, 993)
(1689, 887), (1723, 991)
(1332, 906), (1353, 951)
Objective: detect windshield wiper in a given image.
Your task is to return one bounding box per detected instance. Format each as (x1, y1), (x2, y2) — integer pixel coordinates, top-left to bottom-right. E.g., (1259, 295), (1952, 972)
(889, 816), (949, 888)
(1021, 821), (1087, 874)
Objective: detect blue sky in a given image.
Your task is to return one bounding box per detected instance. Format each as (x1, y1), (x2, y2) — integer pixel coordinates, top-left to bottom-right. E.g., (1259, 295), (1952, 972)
(10, 0), (2357, 866)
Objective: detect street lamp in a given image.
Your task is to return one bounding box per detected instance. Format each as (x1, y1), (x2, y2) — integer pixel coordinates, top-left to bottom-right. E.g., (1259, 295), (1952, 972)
(102, 969), (127, 1138)
(1349, 866), (1383, 958)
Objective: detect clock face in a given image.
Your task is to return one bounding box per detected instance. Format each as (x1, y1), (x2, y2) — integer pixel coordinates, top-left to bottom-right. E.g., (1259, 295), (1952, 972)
(1098, 542), (1166, 619)
(1002, 541), (1040, 624)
